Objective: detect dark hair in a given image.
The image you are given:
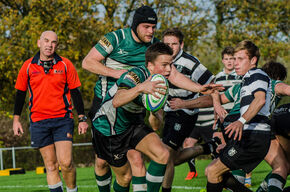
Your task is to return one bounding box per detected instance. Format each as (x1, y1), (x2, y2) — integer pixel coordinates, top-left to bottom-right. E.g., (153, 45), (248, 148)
(262, 61), (287, 81)
(145, 42), (173, 66)
(234, 40), (260, 66)
(221, 46), (234, 58)
(161, 28), (184, 44)
(131, 5), (157, 38)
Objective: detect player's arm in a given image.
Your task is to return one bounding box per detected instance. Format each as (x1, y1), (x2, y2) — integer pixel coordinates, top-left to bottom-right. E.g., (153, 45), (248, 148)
(169, 92), (229, 110)
(112, 78), (165, 108)
(82, 48), (127, 79)
(225, 91), (266, 141)
(275, 82), (290, 96)
(168, 65), (223, 93)
(212, 91), (228, 121)
(168, 65), (203, 92)
(148, 110), (164, 131)
(70, 88), (88, 135)
(13, 90), (26, 136)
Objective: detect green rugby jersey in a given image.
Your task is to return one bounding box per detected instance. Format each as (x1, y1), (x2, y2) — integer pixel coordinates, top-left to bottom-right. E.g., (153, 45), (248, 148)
(225, 79), (283, 117)
(94, 28), (158, 100)
(224, 83), (242, 116)
(92, 66), (150, 136)
(270, 79), (283, 113)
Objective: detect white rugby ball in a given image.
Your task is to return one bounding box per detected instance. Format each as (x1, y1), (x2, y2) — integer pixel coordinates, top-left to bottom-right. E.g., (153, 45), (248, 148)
(142, 74), (169, 112)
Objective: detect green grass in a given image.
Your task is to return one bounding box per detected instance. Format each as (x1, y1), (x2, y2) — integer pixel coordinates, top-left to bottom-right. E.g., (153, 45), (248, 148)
(0, 160), (289, 192)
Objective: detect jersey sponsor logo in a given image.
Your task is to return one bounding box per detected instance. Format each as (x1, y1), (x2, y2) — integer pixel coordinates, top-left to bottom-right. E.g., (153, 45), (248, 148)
(124, 71), (140, 85)
(31, 71), (41, 75)
(99, 36), (113, 53)
(54, 69), (64, 74)
(113, 153), (124, 160)
(228, 147), (237, 157)
(117, 49), (128, 55)
(174, 123), (181, 131)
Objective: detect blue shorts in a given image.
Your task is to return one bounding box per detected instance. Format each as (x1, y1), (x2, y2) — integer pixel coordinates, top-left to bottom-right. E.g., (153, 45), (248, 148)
(30, 117), (74, 148)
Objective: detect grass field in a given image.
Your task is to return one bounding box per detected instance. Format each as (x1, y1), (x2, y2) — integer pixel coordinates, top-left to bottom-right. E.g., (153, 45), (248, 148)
(0, 159), (289, 192)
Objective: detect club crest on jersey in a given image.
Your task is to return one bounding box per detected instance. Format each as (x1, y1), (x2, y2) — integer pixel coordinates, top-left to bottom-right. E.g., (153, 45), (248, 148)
(228, 147), (237, 157)
(174, 123), (181, 131)
(124, 72), (140, 85)
(99, 36), (113, 53)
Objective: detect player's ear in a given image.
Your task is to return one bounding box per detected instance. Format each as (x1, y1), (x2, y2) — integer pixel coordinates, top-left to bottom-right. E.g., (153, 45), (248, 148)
(250, 56), (257, 66)
(147, 61), (154, 72)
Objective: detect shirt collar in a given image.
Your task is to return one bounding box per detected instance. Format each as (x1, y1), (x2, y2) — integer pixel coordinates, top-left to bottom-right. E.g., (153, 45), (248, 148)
(31, 51), (62, 65)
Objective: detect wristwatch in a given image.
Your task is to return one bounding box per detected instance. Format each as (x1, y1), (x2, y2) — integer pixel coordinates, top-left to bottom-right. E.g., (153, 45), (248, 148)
(78, 115), (87, 122)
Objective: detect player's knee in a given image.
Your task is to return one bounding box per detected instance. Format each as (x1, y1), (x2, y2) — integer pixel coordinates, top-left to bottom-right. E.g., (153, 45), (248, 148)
(95, 158), (109, 169)
(116, 171), (132, 186)
(205, 164), (216, 179)
(45, 161), (59, 173)
(59, 159), (73, 171)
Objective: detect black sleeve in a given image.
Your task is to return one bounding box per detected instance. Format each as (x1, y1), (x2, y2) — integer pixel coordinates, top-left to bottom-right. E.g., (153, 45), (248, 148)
(70, 88), (85, 115)
(14, 90), (27, 116)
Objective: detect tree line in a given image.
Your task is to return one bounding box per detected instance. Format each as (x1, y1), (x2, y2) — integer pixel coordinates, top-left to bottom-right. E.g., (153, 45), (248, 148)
(0, 0), (289, 148)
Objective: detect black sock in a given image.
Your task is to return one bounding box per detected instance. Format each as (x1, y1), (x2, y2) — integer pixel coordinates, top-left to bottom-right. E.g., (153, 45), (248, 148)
(187, 158), (196, 172)
(207, 181), (223, 192)
(162, 187), (171, 192)
(223, 172), (252, 192)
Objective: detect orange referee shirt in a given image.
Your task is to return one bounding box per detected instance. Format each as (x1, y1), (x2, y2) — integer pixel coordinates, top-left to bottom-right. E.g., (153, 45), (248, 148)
(15, 52), (81, 122)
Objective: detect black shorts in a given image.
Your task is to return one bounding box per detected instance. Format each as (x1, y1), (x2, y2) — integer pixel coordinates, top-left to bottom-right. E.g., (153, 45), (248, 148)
(30, 117), (74, 148)
(219, 130), (270, 173)
(190, 124), (214, 143)
(221, 114), (240, 143)
(92, 123), (154, 167)
(89, 95), (102, 153)
(162, 111), (198, 150)
(271, 103), (290, 140)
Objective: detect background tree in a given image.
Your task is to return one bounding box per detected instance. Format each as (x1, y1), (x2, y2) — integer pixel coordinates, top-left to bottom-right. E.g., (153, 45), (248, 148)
(0, 0), (289, 150)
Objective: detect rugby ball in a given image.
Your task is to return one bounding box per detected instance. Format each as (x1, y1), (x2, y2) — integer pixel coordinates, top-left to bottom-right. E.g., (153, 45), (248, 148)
(142, 74), (169, 112)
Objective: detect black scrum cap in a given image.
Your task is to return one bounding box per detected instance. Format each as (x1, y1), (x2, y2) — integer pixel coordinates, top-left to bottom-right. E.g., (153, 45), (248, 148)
(131, 6), (157, 41)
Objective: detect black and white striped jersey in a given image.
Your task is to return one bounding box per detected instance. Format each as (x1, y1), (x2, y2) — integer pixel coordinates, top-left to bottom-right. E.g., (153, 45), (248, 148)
(164, 49), (214, 115)
(195, 69), (242, 127)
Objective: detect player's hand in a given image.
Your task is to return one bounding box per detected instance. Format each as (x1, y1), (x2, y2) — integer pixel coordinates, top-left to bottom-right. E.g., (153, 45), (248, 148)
(200, 84), (224, 94)
(169, 98), (185, 109)
(214, 105), (227, 122)
(216, 143), (226, 153)
(140, 76), (167, 98)
(78, 122), (88, 135)
(115, 69), (128, 79)
(13, 116), (24, 136)
(224, 121), (243, 141)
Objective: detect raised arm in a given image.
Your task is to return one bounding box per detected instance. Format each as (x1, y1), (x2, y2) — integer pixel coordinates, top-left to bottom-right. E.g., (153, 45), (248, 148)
(82, 47), (127, 79)
(168, 65), (203, 92)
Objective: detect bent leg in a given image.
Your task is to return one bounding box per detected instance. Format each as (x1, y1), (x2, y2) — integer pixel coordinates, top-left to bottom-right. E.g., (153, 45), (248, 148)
(162, 147), (177, 191)
(111, 162), (132, 191)
(94, 154), (112, 192)
(127, 150), (146, 192)
(136, 132), (169, 192)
